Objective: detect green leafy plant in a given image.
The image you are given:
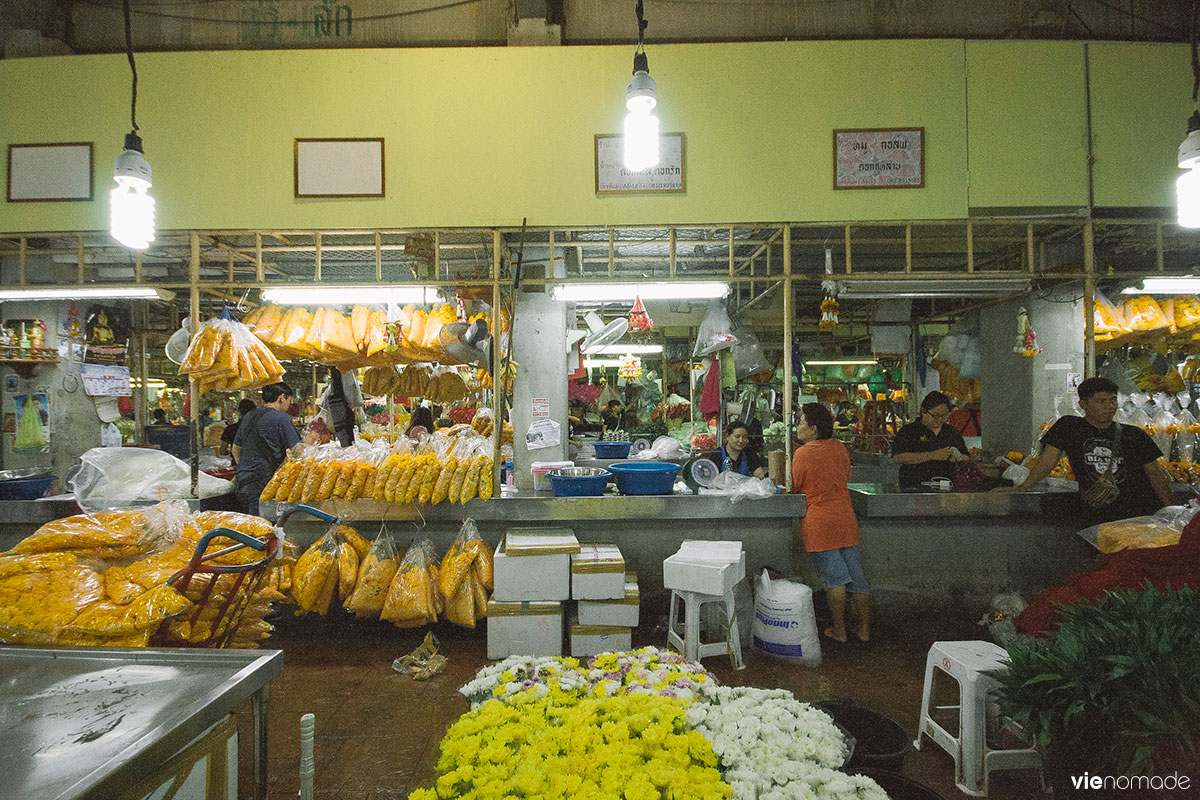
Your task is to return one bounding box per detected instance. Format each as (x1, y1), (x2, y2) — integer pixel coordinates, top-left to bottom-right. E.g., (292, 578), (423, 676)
(988, 585), (1200, 776)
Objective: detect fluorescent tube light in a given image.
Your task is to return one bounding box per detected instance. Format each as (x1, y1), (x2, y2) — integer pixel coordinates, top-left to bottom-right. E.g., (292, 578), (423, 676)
(1121, 276), (1200, 294)
(805, 359), (877, 366)
(583, 359), (624, 368)
(837, 278), (1030, 299)
(593, 344), (663, 354)
(552, 282), (728, 302)
(261, 286), (436, 305)
(0, 286), (173, 301)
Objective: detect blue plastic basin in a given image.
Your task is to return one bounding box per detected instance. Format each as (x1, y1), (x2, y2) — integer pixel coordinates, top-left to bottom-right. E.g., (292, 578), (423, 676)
(607, 461), (681, 495)
(593, 441), (633, 459)
(0, 476), (55, 500)
(547, 468), (612, 497)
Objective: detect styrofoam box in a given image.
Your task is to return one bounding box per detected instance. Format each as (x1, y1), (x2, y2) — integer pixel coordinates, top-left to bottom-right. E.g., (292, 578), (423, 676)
(570, 544), (626, 600)
(569, 609), (632, 657)
(493, 528), (579, 601)
(531, 461), (574, 492)
(662, 541), (746, 596)
(578, 572), (639, 627)
(487, 600), (563, 659)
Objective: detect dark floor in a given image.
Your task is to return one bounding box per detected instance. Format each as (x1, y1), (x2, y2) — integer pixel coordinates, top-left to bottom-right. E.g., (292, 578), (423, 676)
(232, 603), (1046, 800)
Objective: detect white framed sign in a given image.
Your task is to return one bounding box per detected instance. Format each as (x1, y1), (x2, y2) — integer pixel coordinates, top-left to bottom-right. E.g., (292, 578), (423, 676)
(7, 142), (93, 202)
(595, 133), (686, 195)
(294, 138), (385, 198)
(833, 128), (924, 189)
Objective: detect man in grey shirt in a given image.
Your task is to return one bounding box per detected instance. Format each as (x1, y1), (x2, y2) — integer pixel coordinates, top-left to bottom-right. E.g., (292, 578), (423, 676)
(233, 382), (302, 517)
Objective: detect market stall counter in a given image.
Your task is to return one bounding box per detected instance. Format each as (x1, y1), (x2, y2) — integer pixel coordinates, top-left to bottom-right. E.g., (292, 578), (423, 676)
(793, 482), (1097, 609)
(0, 646), (281, 800)
(262, 492), (806, 612)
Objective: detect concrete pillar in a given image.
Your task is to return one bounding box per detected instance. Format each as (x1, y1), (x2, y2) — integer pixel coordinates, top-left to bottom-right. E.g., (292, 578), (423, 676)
(981, 284), (1084, 458)
(511, 248), (568, 490)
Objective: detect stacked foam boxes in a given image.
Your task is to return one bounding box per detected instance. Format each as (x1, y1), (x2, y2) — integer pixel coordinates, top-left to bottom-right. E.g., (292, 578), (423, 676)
(662, 540), (745, 595)
(487, 527), (579, 659)
(568, 544), (637, 657)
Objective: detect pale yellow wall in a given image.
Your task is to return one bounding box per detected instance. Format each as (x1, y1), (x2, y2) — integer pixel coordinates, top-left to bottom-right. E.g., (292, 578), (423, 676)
(965, 41), (1089, 209)
(0, 39), (1187, 234)
(1089, 42), (1193, 209)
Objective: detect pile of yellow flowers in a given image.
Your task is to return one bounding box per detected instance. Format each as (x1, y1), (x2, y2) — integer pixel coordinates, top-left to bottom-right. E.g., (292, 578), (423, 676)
(409, 690), (731, 800)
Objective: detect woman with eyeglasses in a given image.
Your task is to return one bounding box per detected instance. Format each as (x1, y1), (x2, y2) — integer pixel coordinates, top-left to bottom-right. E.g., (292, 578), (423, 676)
(891, 391), (970, 491)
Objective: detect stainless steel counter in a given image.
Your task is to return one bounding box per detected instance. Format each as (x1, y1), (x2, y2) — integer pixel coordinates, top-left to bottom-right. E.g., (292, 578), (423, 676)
(0, 646), (282, 800)
(265, 491), (805, 522)
(848, 482), (1071, 518)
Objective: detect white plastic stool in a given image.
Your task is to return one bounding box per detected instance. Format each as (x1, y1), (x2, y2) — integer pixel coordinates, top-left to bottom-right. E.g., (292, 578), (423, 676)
(667, 588), (745, 670)
(914, 640), (1043, 796)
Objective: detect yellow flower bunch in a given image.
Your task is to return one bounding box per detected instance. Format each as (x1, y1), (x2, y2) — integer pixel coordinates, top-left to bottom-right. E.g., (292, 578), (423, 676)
(409, 692), (731, 800)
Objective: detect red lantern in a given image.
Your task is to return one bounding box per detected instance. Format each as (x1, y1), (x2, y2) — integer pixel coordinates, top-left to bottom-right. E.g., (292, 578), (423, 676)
(628, 296), (654, 336)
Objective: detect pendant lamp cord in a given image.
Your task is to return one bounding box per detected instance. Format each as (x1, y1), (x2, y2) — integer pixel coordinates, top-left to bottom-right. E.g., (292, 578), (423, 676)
(1192, 0), (1198, 108)
(123, 0), (138, 133)
(634, 0), (647, 53)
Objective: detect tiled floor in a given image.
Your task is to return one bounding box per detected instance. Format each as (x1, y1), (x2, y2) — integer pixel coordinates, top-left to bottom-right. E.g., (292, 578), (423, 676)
(233, 603), (1046, 800)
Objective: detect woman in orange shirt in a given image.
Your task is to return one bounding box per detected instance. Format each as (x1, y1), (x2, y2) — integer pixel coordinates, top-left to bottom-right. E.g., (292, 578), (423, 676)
(792, 402), (870, 643)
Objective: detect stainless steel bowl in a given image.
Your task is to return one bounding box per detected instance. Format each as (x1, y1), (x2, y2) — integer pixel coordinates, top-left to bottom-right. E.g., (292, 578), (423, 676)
(547, 467), (611, 478)
(0, 467), (52, 482)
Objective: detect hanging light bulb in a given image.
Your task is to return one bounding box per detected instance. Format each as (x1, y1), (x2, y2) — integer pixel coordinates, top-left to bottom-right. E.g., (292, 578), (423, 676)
(1179, 111), (1200, 228)
(623, 1), (659, 172)
(110, 0), (155, 250)
(111, 132), (155, 249)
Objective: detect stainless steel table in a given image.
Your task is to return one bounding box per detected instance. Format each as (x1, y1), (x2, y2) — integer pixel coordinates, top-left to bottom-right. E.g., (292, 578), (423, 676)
(0, 646), (282, 800)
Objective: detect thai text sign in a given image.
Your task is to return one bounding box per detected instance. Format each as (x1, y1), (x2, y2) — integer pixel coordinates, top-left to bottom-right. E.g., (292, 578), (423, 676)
(595, 133), (686, 195)
(833, 128), (924, 189)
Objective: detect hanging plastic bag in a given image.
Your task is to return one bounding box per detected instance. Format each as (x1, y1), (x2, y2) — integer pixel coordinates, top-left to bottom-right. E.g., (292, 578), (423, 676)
(345, 530), (401, 618)
(693, 300), (739, 357)
(729, 318), (770, 380)
(381, 534), (440, 627)
(13, 395), (48, 454)
(291, 528), (341, 615)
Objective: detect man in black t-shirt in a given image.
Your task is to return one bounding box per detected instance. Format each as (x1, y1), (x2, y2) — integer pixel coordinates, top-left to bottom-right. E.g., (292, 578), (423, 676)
(1003, 377), (1171, 525)
(891, 391), (970, 490)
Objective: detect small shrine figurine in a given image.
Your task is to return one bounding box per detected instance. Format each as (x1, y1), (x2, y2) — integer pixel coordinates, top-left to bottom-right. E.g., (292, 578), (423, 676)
(1014, 307), (1042, 357)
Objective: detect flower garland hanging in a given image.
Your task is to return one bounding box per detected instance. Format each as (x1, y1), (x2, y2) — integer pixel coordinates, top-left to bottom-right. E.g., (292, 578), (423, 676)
(619, 354), (643, 379)
(629, 295), (655, 336)
(819, 279), (840, 330)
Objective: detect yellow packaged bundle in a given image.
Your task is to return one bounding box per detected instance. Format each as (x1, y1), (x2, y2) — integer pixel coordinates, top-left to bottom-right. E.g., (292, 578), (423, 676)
(1166, 295), (1200, 332)
(345, 461), (373, 501)
(382, 540), (440, 628)
(181, 317), (285, 394)
(0, 551), (79, 581)
(478, 456), (495, 500)
(0, 564), (106, 643)
(431, 457), (458, 505)
(400, 455), (431, 504)
(1093, 291), (1128, 340)
(261, 458), (300, 501)
(67, 584), (191, 638)
(242, 304), (285, 339)
(291, 531), (341, 615)
(331, 459), (358, 499)
(337, 539), (359, 599)
(9, 510), (155, 560)
(1096, 518), (1182, 553)
(345, 532), (401, 618)
(338, 525), (371, 561)
(1122, 296), (1170, 332)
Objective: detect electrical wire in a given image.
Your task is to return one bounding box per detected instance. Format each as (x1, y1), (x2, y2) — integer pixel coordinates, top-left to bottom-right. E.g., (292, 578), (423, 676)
(122, 0), (137, 132)
(78, 0), (486, 27)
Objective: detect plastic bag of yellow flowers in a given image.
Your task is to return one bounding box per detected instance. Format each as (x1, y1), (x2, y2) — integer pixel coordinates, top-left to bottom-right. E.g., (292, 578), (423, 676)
(345, 529), (402, 619)
(382, 535), (442, 628)
(437, 519), (494, 629)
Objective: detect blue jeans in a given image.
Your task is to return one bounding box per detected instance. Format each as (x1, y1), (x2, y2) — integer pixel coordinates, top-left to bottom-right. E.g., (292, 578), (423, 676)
(809, 546), (870, 594)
